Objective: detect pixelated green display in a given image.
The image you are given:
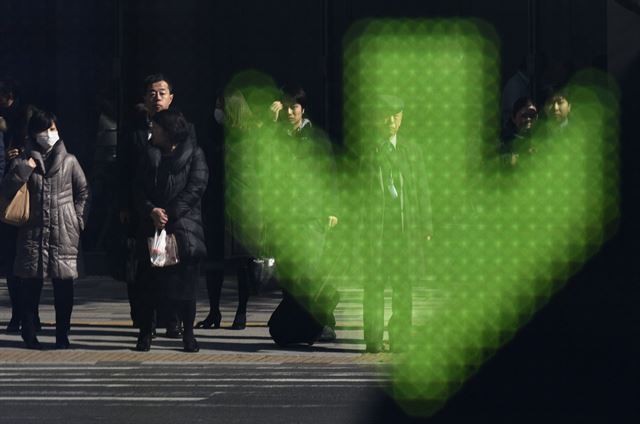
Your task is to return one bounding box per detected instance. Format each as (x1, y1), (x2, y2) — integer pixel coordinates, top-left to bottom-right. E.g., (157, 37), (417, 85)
(224, 19), (619, 417)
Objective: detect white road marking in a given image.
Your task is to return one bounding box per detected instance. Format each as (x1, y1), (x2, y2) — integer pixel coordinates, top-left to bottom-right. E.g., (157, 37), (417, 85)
(0, 396), (205, 402)
(0, 383), (378, 388)
(0, 367), (138, 371)
(0, 378), (387, 383)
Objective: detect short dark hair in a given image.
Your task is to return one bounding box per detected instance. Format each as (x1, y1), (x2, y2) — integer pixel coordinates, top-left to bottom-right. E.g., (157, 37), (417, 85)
(543, 85), (570, 103)
(281, 84), (307, 110)
(151, 109), (189, 144)
(143, 73), (174, 93)
(0, 79), (18, 100)
(28, 109), (57, 135)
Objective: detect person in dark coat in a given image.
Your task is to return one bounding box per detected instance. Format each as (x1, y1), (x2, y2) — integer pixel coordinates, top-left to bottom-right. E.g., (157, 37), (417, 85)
(265, 85), (341, 343)
(115, 74), (183, 338)
(0, 79), (37, 333)
(197, 90), (255, 330)
(133, 109), (208, 352)
(0, 110), (90, 349)
(357, 96), (433, 353)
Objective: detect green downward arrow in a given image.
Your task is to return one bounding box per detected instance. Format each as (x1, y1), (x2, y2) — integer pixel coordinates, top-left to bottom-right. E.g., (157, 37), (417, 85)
(224, 19), (619, 417)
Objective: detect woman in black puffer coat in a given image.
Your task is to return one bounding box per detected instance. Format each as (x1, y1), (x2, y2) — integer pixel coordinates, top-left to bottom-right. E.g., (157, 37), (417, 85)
(133, 110), (208, 352)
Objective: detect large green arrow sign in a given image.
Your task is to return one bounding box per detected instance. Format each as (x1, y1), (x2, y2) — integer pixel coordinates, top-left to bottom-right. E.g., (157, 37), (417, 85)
(224, 19), (619, 417)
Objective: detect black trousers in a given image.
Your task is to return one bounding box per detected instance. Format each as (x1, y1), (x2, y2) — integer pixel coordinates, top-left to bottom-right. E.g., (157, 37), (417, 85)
(21, 278), (74, 340)
(363, 276), (412, 345)
(138, 261), (200, 338)
(129, 274), (179, 331)
(363, 215), (413, 346)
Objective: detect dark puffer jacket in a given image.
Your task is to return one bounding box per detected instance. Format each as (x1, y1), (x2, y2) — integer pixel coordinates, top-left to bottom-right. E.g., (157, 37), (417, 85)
(134, 133), (209, 261)
(0, 140), (89, 279)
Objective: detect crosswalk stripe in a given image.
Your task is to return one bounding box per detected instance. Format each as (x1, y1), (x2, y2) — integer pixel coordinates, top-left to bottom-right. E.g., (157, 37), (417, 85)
(0, 396), (205, 401)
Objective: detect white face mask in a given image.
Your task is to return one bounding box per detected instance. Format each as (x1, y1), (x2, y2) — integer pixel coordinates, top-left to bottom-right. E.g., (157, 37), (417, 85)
(35, 131), (60, 149)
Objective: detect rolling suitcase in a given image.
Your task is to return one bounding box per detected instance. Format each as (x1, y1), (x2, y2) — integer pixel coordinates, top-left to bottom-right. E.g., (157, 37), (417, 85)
(267, 226), (341, 346)
(268, 291), (324, 346)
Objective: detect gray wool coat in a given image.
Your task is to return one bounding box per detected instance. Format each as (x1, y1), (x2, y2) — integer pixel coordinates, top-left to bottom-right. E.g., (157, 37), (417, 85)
(0, 140), (89, 280)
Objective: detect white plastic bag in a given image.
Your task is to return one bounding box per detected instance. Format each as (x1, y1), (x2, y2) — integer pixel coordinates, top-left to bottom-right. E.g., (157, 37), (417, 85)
(147, 229), (180, 267)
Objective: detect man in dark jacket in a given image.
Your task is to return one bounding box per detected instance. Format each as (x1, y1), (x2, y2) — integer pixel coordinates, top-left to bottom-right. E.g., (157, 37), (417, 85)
(359, 95), (433, 353)
(264, 85), (341, 344)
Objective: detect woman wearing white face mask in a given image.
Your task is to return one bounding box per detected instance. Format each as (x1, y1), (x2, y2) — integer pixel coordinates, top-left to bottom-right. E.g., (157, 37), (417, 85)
(0, 110), (89, 349)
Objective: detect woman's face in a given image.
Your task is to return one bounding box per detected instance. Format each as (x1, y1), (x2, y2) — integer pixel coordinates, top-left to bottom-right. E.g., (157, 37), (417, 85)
(35, 121), (59, 140)
(33, 121), (60, 150)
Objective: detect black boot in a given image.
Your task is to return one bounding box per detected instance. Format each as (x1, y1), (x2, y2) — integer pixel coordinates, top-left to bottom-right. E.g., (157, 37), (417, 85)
(165, 321), (183, 339)
(21, 279), (43, 350)
(135, 333), (151, 351)
(195, 309), (221, 329)
(55, 335), (70, 349)
(53, 279), (74, 349)
(196, 271), (223, 329)
(183, 336), (200, 353)
(23, 336), (43, 350)
(231, 261), (250, 330)
(231, 312), (246, 330)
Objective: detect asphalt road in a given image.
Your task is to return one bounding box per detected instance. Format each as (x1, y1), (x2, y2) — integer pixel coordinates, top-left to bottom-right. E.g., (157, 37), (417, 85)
(0, 362), (390, 424)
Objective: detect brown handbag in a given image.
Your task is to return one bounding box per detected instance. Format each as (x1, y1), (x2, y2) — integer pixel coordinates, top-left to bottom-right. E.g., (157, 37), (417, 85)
(0, 183), (30, 226)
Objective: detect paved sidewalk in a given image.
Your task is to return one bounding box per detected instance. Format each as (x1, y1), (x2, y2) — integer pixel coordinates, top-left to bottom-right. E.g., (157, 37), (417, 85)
(0, 276), (388, 364)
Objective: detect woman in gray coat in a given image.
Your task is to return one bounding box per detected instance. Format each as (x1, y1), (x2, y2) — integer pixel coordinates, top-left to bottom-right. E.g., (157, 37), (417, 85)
(1, 110), (89, 349)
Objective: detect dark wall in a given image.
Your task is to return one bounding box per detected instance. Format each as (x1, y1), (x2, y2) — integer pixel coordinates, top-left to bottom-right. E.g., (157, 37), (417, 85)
(0, 0), (117, 169)
(0, 0), (56, 108)
(2, 0), (609, 154)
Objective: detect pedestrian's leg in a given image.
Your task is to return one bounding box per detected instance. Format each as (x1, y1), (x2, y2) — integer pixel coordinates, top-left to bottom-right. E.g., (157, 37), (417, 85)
(232, 260), (249, 329)
(160, 298), (182, 338)
(389, 278), (412, 352)
(6, 275), (23, 332)
(317, 283), (339, 342)
(179, 299), (199, 352)
(135, 290), (155, 351)
(52, 278), (74, 348)
(196, 269), (223, 328)
(127, 281), (139, 327)
(363, 276), (385, 352)
(135, 267), (154, 351)
(20, 279), (43, 349)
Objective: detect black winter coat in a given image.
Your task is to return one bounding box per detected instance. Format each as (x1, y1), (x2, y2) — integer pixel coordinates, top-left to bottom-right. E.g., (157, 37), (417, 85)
(134, 133), (209, 261)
